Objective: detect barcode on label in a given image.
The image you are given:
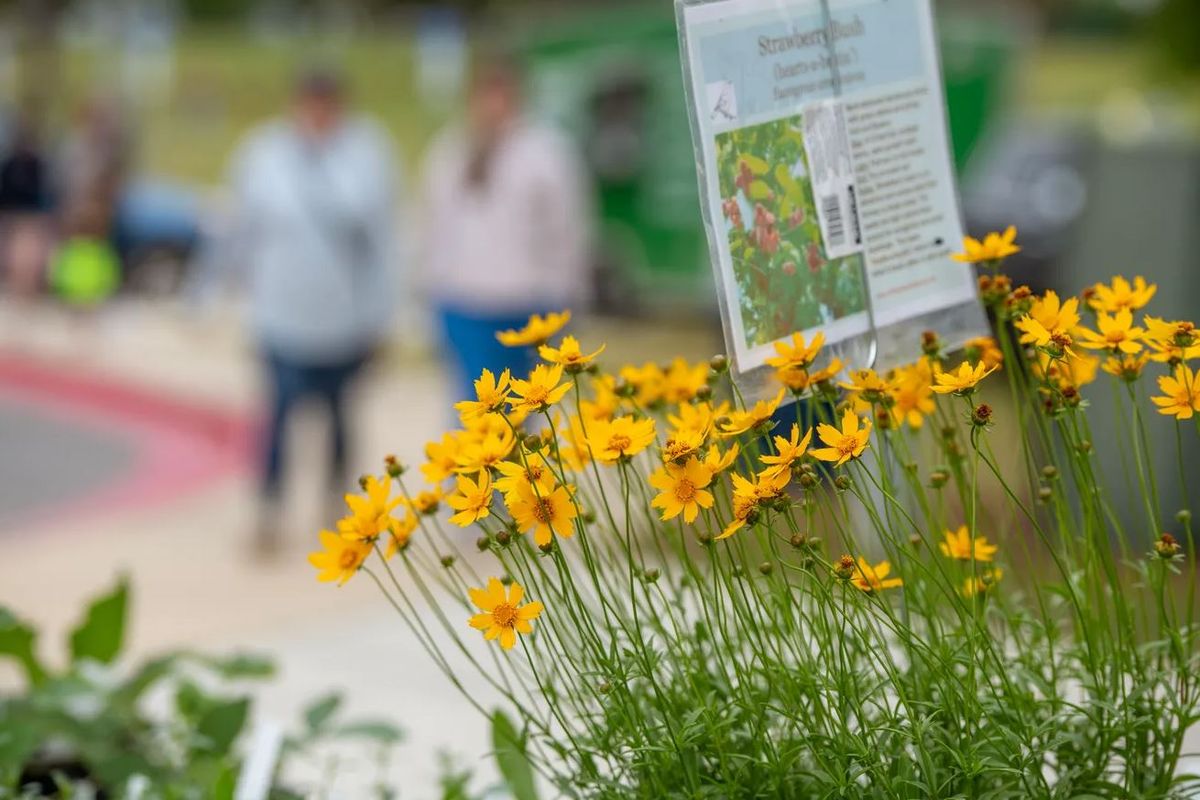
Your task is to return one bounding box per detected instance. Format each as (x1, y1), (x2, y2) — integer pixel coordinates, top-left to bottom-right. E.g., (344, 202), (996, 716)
(821, 194), (845, 247)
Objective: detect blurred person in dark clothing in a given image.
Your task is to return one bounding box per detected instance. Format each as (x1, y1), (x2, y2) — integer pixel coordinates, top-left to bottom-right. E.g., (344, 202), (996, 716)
(219, 68), (401, 552)
(420, 54), (590, 401)
(0, 116), (53, 296)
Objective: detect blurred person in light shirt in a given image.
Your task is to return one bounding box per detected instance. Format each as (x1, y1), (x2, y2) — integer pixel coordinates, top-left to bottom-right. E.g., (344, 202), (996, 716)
(420, 53), (591, 401)
(216, 67), (401, 553)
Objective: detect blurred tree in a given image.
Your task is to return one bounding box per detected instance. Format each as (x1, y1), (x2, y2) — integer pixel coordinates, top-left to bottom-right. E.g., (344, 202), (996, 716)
(1150, 0), (1200, 73)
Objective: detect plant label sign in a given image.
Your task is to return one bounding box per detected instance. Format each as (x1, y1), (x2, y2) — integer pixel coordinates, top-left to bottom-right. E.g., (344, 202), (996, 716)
(677, 0), (986, 382)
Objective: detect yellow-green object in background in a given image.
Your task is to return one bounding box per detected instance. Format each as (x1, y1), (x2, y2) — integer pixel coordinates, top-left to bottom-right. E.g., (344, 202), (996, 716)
(51, 237), (121, 305)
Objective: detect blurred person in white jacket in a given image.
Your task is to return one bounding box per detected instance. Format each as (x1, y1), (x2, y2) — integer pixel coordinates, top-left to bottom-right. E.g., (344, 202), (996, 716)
(219, 68), (400, 551)
(420, 54), (591, 401)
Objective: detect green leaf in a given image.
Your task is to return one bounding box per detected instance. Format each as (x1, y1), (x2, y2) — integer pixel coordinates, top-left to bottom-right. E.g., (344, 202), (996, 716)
(203, 652), (276, 680)
(69, 576), (128, 666)
(211, 764), (237, 800)
(304, 692), (342, 732)
(491, 710), (538, 800)
(747, 180), (772, 201)
(196, 697), (250, 755)
(335, 720), (405, 745)
(0, 607), (46, 685)
(740, 154), (769, 175)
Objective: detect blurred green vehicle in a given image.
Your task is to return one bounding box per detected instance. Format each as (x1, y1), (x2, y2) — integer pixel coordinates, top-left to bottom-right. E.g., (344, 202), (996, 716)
(517, 4), (1013, 314)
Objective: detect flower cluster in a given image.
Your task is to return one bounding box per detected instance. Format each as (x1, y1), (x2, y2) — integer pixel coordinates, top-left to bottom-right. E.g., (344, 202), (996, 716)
(310, 229), (1198, 797)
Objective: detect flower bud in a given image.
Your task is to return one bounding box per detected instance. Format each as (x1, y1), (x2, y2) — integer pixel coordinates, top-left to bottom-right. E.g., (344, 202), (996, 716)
(789, 533), (808, 549)
(597, 680), (612, 694)
(1037, 486), (1053, 504)
(920, 330), (942, 359)
(495, 530), (512, 546)
(909, 534), (922, 549)
(357, 474), (371, 491)
(523, 434), (544, 452)
(1041, 465), (1059, 480)
(1155, 533), (1182, 560)
(1077, 440), (1092, 454)
(971, 403), (993, 427)
(929, 469), (949, 488)
(695, 384), (713, 402)
(582, 509), (597, 524)
(834, 475), (851, 491)
(758, 561), (773, 576)
(709, 354), (729, 374)
(538, 541), (555, 554)
(834, 555), (856, 581)
(1177, 509), (1193, 524)
(384, 454), (405, 478)
(476, 535), (491, 552)
(440, 555), (456, 569)
(643, 567), (661, 583)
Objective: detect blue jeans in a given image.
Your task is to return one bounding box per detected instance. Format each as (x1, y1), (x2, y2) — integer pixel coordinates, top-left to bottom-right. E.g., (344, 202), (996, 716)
(261, 348), (368, 498)
(438, 304), (541, 403)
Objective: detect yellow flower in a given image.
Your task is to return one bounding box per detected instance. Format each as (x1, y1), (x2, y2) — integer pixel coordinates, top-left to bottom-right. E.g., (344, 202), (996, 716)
(406, 487), (443, 516)
(850, 558), (903, 593)
(1144, 318), (1199, 363)
(931, 360), (997, 396)
(759, 423), (812, 481)
(951, 226), (1020, 264)
(703, 442), (740, 474)
(309, 530), (372, 585)
(1151, 364), (1200, 420)
(586, 415), (657, 462)
(811, 409), (872, 466)
(963, 337), (1003, 371)
(718, 388), (785, 437)
(338, 475), (403, 542)
(1101, 352), (1149, 382)
(765, 331), (826, 371)
(808, 358), (844, 386)
(383, 511), (419, 559)
(453, 427), (516, 474)
(649, 457), (715, 523)
(422, 434), (461, 484)
(938, 525), (998, 562)
(1076, 309), (1144, 354)
(539, 335), (605, 371)
(662, 358), (710, 405)
(509, 364), (571, 413)
(468, 578), (543, 650)
(446, 472), (494, 527)
(506, 483), (577, 547)
(620, 362), (666, 407)
(839, 368), (891, 401)
(661, 428), (706, 464)
(1088, 276), (1156, 313)
(888, 361), (935, 429)
(962, 569), (1003, 598)
(1032, 349), (1099, 392)
(454, 368), (511, 422)
(1015, 291), (1081, 352)
(717, 470), (787, 540)
(496, 311), (571, 348)
(493, 454), (557, 501)
(667, 401), (724, 439)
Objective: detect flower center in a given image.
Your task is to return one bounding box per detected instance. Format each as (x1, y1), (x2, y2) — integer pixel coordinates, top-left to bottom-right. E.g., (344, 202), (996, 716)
(339, 549), (360, 569)
(674, 479), (696, 503)
(524, 386), (549, 405)
(608, 434), (632, 452)
(532, 497), (555, 524)
(526, 465), (544, 482)
(492, 603), (518, 628)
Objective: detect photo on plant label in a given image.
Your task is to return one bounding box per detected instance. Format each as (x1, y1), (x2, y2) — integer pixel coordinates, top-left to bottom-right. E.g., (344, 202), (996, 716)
(715, 114), (867, 350)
